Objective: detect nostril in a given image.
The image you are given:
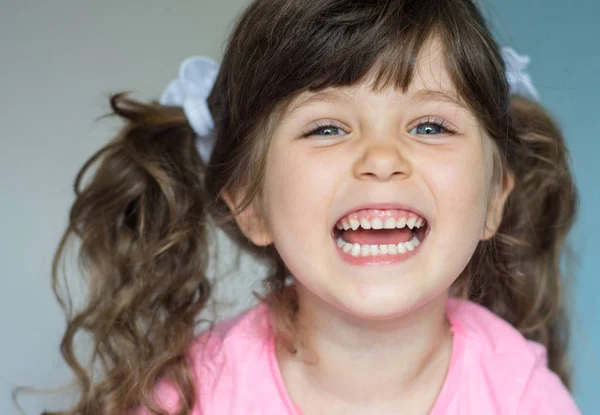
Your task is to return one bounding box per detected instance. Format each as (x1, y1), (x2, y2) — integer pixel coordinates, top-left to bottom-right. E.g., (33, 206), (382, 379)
(360, 170), (407, 181)
(354, 145), (411, 181)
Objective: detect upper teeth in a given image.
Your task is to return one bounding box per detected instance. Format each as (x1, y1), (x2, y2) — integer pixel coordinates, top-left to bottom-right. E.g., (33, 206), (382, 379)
(336, 216), (425, 231)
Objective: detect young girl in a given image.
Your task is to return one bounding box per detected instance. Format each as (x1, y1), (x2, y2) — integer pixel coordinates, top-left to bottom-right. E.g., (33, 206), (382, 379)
(46, 0), (581, 413)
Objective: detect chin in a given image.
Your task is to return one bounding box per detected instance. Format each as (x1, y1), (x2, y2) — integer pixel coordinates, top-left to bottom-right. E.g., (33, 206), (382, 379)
(324, 279), (443, 321)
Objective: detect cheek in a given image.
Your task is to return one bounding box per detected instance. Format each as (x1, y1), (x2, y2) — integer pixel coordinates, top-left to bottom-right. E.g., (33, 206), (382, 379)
(440, 162), (488, 221)
(262, 147), (339, 247)
(424, 144), (491, 248)
(261, 147), (345, 298)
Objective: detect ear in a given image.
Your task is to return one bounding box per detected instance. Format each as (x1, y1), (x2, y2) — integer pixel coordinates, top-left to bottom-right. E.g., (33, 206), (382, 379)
(220, 190), (274, 247)
(482, 170), (515, 241)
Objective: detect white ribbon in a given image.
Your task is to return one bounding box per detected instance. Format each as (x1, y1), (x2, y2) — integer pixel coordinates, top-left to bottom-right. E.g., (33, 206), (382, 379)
(160, 56), (219, 162)
(501, 46), (540, 100)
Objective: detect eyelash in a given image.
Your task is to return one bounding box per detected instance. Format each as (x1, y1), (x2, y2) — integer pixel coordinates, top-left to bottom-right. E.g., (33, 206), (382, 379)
(414, 117), (459, 135)
(301, 117), (458, 138)
(300, 120), (347, 138)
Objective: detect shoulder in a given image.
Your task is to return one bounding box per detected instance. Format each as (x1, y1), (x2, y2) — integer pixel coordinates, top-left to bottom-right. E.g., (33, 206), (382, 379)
(446, 297), (540, 358)
(133, 303), (276, 415)
(446, 298), (580, 414)
(188, 302), (273, 377)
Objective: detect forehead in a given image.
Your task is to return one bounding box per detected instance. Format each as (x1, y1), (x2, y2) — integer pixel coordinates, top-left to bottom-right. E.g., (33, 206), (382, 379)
(284, 37), (467, 113)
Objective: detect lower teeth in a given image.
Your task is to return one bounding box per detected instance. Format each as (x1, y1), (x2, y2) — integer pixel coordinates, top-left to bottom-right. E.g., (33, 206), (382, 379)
(337, 237), (421, 257)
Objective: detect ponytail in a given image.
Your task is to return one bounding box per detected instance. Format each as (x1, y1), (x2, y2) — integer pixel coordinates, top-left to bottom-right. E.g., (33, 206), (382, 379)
(457, 95), (579, 389)
(47, 94), (211, 414)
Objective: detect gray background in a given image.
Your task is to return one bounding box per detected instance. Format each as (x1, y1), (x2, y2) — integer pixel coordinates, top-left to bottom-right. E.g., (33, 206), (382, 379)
(1, 0), (598, 413)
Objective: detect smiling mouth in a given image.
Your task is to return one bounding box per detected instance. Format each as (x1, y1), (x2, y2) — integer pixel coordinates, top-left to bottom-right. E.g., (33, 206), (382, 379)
(332, 209), (429, 258)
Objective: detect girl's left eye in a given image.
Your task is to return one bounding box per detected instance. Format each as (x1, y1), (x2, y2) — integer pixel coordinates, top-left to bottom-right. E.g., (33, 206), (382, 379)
(409, 117), (458, 136)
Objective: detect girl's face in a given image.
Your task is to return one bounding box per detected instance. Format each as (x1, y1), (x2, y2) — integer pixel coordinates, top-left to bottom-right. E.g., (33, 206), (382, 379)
(234, 40), (513, 319)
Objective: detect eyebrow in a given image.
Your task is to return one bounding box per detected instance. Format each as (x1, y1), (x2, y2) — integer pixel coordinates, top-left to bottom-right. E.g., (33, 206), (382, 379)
(409, 89), (470, 111)
(283, 87), (470, 117)
(283, 89), (350, 118)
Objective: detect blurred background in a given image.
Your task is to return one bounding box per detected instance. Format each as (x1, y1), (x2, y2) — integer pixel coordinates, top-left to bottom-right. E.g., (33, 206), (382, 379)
(1, 0), (598, 413)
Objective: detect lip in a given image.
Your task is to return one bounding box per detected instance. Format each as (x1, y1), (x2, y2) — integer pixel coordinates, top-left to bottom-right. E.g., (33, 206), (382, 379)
(332, 202), (429, 229)
(331, 202), (431, 266)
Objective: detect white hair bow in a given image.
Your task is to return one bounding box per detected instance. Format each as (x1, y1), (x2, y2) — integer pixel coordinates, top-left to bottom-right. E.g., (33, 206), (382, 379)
(501, 46), (540, 100)
(160, 56), (219, 163)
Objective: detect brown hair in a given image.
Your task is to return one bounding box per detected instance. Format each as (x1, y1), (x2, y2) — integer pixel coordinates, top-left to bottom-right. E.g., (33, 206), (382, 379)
(38, 0), (578, 413)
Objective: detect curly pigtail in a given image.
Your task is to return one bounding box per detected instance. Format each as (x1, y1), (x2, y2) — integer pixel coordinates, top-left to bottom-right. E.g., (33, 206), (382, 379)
(46, 94), (211, 415)
(458, 95), (579, 389)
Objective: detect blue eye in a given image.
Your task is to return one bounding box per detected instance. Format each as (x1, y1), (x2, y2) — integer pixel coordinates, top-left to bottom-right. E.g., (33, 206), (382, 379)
(312, 126), (345, 136)
(411, 123), (445, 135)
(409, 117), (457, 136)
(302, 121), (348, 138)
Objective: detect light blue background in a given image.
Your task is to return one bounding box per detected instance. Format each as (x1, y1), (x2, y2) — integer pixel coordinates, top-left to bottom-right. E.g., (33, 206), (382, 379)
(484, 0), (599, 412)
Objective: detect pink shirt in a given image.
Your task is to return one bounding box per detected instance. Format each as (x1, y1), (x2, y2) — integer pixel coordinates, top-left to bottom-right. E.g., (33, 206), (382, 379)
(136, 298), (580, 414)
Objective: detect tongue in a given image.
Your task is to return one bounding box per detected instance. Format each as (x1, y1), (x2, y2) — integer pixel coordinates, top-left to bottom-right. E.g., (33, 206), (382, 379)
(342, 228), (413, 245)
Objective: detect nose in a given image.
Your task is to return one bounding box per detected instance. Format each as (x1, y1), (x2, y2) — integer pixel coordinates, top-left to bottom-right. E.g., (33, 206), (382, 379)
(353, 140), (412, 182)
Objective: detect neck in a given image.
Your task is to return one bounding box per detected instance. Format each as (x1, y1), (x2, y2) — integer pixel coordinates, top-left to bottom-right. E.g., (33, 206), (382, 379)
(277, 284), (452, 410)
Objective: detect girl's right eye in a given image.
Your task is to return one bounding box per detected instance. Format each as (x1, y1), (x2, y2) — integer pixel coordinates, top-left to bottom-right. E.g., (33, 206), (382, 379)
(301, 121), (348, 138)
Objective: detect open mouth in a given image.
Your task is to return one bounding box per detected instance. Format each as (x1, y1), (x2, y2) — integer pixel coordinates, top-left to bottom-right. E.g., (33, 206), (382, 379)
(332, 209), (429, 258)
